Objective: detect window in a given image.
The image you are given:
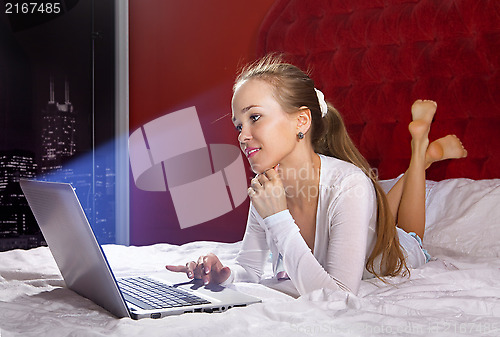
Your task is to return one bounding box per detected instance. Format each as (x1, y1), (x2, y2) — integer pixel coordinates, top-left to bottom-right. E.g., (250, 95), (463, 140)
(0, 0), (128, 250)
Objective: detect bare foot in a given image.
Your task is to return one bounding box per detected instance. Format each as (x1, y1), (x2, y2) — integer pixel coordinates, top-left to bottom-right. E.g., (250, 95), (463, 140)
(408, 100), (437, 165)
(426, 135), (467, 167)
(411, 99), (437, 124)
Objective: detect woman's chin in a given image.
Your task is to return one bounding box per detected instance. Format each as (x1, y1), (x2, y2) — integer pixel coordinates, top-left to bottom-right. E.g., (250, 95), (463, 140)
(250, 161), (276, 175)
(249, 162), (265, 174)
(251, 166), (264, 175)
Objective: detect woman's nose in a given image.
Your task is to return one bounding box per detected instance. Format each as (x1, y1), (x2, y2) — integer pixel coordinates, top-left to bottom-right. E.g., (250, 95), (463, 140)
(238, 126), (251, 144)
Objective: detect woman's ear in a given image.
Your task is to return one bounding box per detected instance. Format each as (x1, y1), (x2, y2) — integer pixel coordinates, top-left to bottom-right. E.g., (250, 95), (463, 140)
(297, 106), (312, 134)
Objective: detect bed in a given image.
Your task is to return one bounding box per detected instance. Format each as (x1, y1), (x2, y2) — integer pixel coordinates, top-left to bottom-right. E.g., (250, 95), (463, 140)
(1, 177), (500, 336)
(2, 0), (500, 336)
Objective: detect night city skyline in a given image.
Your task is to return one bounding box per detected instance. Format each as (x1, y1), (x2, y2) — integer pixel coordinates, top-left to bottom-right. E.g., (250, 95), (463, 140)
(0, 0), (117, 250)
(0, 75), (116, 251)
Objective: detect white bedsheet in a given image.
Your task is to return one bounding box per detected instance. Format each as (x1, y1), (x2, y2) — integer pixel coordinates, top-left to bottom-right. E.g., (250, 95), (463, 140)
(1, 178), (499, 337)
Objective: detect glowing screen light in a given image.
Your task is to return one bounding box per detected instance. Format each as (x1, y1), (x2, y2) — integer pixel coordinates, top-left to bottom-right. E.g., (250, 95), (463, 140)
(35, 139), (118, 244)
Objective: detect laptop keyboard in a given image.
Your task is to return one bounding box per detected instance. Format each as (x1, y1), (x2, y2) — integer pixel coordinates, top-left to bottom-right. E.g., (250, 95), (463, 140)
(117, 276), (211, 310)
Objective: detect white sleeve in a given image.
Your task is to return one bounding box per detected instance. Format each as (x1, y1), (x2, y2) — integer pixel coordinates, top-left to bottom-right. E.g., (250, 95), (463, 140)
(262, 174), (375, 295)
(221, 205), (269, 285)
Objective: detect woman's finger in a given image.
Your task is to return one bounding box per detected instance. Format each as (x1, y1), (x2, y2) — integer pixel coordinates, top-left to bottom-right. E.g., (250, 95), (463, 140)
(197, 255), (212, 285)
(186, 261), (197, 279)
(165, 265), (187, 273)
(202, 255), (212, 275)
(192, 256), (205, 280)
(202, 253), (222, 274)
(165, 262), (195, 279)
(257, 173), (269, 185)
(201, 254), (230, 285)
(165, 256), (227, 284)
(250, 177), (262, 190)
(201, 256), (211, 285)
(248, 188), (256, 200)
(264, 167), (279, 180)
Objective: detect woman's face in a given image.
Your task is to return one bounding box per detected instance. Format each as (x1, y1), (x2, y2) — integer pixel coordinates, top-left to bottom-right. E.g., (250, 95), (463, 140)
(232, 79), (298, 174)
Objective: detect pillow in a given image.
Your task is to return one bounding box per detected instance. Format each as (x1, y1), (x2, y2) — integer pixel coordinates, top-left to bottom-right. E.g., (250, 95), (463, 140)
(378, 178), (500, 257)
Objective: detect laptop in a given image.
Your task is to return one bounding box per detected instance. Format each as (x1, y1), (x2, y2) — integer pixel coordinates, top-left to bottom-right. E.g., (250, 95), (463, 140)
(19, 179), (261, 319)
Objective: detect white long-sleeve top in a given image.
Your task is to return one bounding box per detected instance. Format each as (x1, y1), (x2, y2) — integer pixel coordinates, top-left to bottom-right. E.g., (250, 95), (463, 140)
(223, 154), (426, 296)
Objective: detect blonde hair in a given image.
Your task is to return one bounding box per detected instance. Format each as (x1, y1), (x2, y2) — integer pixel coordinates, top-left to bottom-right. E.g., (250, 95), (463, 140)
(234, 54), (409, 279)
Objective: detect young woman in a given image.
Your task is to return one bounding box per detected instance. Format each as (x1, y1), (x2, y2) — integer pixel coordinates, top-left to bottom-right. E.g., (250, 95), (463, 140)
(166, 55), (467, 296)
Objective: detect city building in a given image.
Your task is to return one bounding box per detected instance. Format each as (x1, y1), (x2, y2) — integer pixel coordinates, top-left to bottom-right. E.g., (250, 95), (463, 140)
(40, 77), (76, 173)
(0, 150), (43, 251)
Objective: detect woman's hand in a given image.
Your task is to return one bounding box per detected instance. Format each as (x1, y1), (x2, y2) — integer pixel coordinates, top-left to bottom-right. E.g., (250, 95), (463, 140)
(248, 167), (287, 219)
(165, 253), (231, 285)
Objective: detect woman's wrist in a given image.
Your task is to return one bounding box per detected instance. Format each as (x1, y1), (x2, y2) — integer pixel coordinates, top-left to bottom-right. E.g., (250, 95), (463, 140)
(263, 209), (300, 248)
(219, 267), (233, 286)
(262, 209), (290, 221)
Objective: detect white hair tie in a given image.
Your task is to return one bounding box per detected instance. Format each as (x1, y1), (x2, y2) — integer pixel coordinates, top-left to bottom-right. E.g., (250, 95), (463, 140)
(314, 88), (328, 117)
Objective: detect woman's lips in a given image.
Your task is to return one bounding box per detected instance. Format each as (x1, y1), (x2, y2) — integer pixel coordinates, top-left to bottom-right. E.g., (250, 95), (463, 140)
(245, 147), (261, 158)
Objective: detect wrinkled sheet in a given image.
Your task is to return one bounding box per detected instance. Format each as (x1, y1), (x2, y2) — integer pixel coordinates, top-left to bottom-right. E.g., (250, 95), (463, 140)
(1, 178), (500, 337)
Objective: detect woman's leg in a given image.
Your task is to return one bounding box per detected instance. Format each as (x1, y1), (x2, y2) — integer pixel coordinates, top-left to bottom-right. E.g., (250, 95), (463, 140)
(387, 100), (435, 237)
(396, 120), (430, 238)
(386, 100), (467, 238)
(386, 173), (405, 224)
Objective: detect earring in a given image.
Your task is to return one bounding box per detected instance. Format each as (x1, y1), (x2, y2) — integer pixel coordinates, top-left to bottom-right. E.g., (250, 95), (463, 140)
(297, 131), (304, 139)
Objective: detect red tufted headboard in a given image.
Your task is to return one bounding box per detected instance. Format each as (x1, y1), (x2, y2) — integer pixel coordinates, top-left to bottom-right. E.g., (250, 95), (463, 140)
(257, 0), (500, 180)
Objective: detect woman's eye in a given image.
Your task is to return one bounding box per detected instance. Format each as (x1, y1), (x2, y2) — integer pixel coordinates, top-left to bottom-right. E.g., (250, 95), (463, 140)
(250, 115), (261, 122)
(234, 115), (259, 132)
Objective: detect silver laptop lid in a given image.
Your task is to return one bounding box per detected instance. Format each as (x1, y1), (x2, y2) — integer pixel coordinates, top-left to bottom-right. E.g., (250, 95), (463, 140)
(20, 179), (131, 318)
